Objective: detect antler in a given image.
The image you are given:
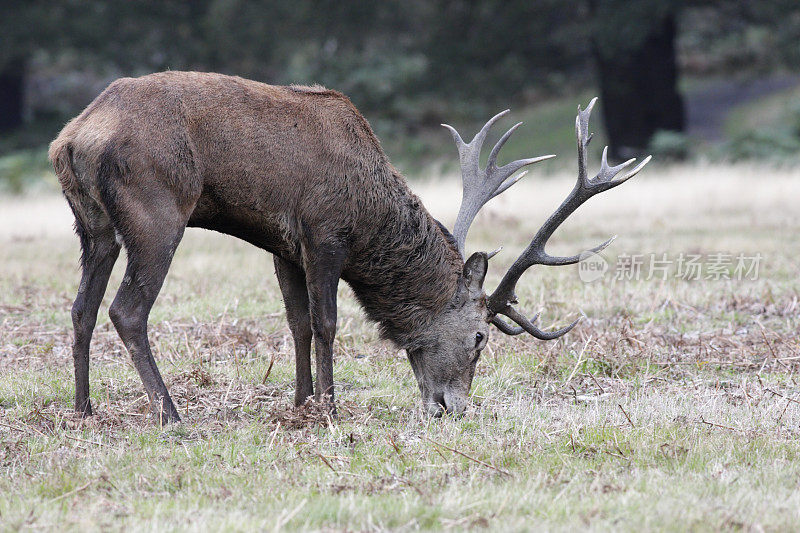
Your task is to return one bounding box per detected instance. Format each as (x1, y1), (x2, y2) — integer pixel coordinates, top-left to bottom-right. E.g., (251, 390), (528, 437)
(442, 111), (555, 258)
(486, 97), (651, 340)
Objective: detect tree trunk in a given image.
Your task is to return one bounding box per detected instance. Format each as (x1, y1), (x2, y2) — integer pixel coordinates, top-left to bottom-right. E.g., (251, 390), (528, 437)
(0, 57), (25, 134)
(591, 7), (684, 159)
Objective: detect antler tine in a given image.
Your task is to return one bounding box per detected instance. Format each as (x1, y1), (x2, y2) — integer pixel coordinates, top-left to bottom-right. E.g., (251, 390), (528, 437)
(503, 307), (581, 340)
(487, 97), (650, 340)
(617, 155), (652, 184)
(492, 311), (580, 339)
(473, 109), (511, 148)
(444, 111), (555, 258)
(442, 109), (510, 162)
(490, 315), (524, 335)
(486, 246), (503, 260)
(491, 170), (528, 200)
(441, 123), (466, 150)
(486, 121), (522, 170)
(576, 97), (597, 184)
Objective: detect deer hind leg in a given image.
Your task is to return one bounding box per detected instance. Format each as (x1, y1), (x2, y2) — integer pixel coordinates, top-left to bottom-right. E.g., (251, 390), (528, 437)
(107, 203), (189, 424)
(302, 242), (347, 413)
(274, 256), (313, 406)
(66, 195), (121, 416)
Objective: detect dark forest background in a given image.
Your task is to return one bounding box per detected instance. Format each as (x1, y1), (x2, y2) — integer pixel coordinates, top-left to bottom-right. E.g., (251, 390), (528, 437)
(2, 0), (800, 189)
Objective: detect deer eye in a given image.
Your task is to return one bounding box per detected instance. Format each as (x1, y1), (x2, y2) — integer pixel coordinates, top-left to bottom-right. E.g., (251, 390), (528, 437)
(474, 332), (484, 348)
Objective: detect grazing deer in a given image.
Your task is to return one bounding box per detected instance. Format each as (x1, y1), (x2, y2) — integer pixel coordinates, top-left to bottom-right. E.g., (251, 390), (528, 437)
(50, 72), (649, 422)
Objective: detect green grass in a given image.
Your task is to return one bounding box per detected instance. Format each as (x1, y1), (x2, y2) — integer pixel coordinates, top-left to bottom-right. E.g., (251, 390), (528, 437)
(0, 148), (54, 193)
(723, 84), (800, 139)
(1, 163), (799, 530)
(374, 90), (605, 176)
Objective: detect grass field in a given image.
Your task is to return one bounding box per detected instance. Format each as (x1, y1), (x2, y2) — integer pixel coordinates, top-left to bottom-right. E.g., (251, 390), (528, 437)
(1, 163), (799, 531)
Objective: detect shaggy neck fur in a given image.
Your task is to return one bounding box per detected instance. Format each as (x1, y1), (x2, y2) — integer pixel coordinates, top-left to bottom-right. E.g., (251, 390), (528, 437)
(343, 168), (463, 351)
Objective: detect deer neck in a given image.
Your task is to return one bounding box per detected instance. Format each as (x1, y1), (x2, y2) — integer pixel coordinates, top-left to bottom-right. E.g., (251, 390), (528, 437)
(343, 186), (462, 350)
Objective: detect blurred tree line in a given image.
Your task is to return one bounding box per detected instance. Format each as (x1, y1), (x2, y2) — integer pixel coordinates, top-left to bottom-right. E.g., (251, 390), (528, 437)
(2, 0), (800, 158)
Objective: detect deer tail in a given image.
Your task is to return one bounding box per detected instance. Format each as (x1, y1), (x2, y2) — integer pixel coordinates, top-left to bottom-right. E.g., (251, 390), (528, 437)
(49, 138), (78, 193)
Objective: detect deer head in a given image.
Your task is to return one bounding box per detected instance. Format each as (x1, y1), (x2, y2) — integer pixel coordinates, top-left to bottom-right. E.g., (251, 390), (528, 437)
(413, 98), (650, 417)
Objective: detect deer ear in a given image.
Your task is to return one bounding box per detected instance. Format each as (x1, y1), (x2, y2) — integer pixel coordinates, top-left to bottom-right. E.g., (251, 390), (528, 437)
(462, 252), (488, 292)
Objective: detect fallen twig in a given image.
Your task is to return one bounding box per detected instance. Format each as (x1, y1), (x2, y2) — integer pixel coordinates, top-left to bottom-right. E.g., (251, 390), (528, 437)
(587, 373), (606, 394)
(314, 452), (337, 473)
(63, 433), (107, 448)
(764, 388), (800, 405)
(267, 422), (281, 449)
(564, 336), (591, 385)
(777, 399), (791, 424)
(0, 420), (31, 434)
(387, 436), (403, 456)
(262, 353), (276, 384)
(0, 419), (49, 439)
(699, 416), (737, 432)
(604, 449), (626, 460)
(48, 480), (94, 503)
(618, 404), (635, 428)
(758, 322), (789, 372)
(425, 437), (511, 477)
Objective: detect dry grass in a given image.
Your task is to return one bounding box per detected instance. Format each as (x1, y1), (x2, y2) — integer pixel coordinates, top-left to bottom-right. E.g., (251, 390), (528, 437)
(1, 163), (799, 531)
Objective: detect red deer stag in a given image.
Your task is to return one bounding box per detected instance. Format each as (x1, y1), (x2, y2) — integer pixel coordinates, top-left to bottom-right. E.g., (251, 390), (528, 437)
(50, 72), (649, 422)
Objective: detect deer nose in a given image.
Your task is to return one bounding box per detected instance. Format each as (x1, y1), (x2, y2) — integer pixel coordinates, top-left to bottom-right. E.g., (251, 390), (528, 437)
(442, 391), (467, 417)
(433, 393), (447, 417)
(421, 393), (446, 417)
(424, 392), (467, 417)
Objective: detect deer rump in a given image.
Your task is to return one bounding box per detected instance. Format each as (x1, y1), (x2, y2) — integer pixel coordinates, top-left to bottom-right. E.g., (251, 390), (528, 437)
(50, 71), (649, 423)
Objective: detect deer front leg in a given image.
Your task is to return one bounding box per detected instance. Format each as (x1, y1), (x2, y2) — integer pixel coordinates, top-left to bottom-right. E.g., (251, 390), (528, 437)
(274, 255), (314, 406)
(302, 243), (346, 414)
